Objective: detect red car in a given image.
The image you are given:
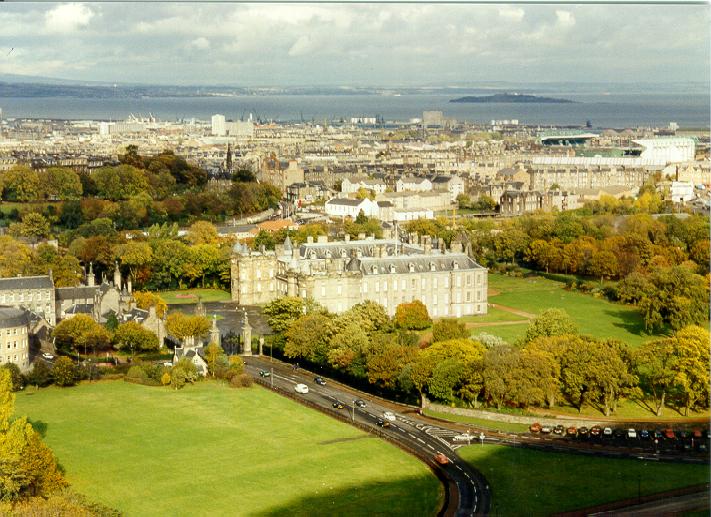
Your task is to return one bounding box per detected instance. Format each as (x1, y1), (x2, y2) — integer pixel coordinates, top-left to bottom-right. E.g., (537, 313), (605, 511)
(434, 453), (450, 465)
(529, 422), (542, 433)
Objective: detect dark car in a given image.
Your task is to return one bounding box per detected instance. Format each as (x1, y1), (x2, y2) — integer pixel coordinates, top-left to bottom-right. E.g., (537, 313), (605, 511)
(332, 401), (344, 409)
(653, 430), (664, 440)
(258, 369), (271, 377)
(553, 424), (565, 435)
(639, 429), (650, 440)
(590, 426), (602, 438)
(376, 418), (390, 428)
(578, 427), (589, 438)
(354, 399), (367, 408)
(314, 377), (326, 386)
(613, 428), (626, 440)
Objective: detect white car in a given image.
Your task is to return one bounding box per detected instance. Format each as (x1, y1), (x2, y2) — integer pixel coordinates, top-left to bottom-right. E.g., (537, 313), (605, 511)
(627, 428), (638, 439)
(294, 383), (309, 394)
(41, 352), (54, 360)
(383, 411), (396, 422)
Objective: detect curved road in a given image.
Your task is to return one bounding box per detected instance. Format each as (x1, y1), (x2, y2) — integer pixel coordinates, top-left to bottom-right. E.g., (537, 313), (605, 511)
(244, 357), (491, 516)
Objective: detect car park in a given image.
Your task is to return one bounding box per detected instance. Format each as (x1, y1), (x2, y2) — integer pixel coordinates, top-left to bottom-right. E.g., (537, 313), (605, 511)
(294, 383), (309, 394)
(354, 399), (367, 408)
(332, 401), (345, 409)
(529, 422), (542, 433)
(434, 453), (450, 465)
(314, 377), (326, 386)
(258, 369), (270, 377)
(553, 425), (565, 435)
(383, 411), (396, 422)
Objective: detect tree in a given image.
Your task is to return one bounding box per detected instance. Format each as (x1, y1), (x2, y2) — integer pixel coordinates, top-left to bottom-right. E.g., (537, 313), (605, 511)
(9, 213), (51, 242)
(26, 361), (52, 388)
(93, 165), (149, 201)
(635, 337), (678, 416)
(52, 314), (99, 354)
(166, 312), (211, 342)
(51, 357), (78, 387)
(0, 364), (23, 392)
(344, 301), (391, 334)
(170, 358), (198, 390)
(59, 200), (83, 229)
(482, 345), (519, 410)
(588, 249), (619, 283)
(133, 291), (168, 318)
(432, 319), (468, 343)
(0, 166), (41, 201)
(114, 242), (153, 285)
(327, 315), (371, 377)
(263, 297), (324, 334)
(42, 167), (82, 200)
(522, 308), (577, 345)
(0, 236), (33, 277)
(394, 300), (431, 330)
(366, 342), (418, 390)
(76, 325), (112, 356)
(204, 342), (225, 377)
(186, 221), (218, 245)
(113, 322), (159, 355)
(285, 313), (334, 363)
(671, 325), (710, 415)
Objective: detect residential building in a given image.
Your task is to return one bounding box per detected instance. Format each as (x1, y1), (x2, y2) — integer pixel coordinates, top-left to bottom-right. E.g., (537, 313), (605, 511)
(0, 306), (30, 372)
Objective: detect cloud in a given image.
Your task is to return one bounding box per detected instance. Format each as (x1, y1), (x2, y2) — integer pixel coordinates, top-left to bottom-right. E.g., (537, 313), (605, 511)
(288, 35), (314, 57)
(555, 10), (576, 29)
(499, 7), (525, 22)
(44, 3), (94, 33)
(189, 37), (211, 50)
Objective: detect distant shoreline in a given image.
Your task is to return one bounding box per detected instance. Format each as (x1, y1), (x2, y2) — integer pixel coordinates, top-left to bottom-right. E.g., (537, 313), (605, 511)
(451, 93), (576, 104)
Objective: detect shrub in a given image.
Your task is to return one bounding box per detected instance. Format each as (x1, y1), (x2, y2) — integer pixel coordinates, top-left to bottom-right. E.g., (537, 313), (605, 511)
(126, 365), (148, 381)
(432, 319), (469, 343)
(394, 300), (432, 330)
(238, 373), (253, 387)
(26, 361), (52, 388)
(161, 372), (171, 386)
(1, 363), (23, 391)
(52, 357), (78, 387)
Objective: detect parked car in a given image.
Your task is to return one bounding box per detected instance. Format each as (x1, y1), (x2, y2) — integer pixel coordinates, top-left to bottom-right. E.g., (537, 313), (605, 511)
(314, 377), (326, 386)
(332, 401), (345, 409)
(258, 369), (270, 377)
(375, 417), (390, 428)
(566, 426), (577, 437)
(354, 399), (367, 408)
(541, 425), (552, 434)
(383, 411), (396, 422)
(627, 429), (638, 439)
(639, 430), (650, 440)
(529, 422), (542, 433)
(553, 424), (565, 435)
(613, 428), (626, 440)
(434, 453), (450, 465)
(603, 427), (613, 437)
(590, 426), (602, 437)
(663, 428), (676, 440)
(653, 430), (664, 440)
(692, 428), (703, 439)
(41, 352), (54, 360)
(294, 383), (309, 394)
(578, 426), (589, 437)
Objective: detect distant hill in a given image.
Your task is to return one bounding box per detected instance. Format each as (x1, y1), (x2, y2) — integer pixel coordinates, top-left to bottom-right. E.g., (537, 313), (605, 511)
(450, 93), (576, 104)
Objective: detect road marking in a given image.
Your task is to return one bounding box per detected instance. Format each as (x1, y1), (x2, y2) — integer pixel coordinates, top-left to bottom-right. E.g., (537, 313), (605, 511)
(417, 437), (426, 444)
(408, 433), (418, 440)
(426, 444), (434, 450)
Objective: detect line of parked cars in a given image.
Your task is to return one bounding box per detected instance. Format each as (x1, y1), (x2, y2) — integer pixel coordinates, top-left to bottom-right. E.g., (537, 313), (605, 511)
(528, 423), (709, 452)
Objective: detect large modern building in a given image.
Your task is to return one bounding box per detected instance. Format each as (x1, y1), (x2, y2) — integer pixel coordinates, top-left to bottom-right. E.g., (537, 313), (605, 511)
(0, 306), (30, 371)
(231, 235), (487, 318)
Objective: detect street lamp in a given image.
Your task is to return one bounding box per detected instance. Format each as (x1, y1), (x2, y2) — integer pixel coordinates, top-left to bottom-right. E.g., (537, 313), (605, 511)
(351, 401), (356, 422)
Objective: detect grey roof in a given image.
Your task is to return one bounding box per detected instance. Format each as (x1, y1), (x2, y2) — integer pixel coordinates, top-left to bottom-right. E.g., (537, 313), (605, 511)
(65, 304), (94, 315)
(56, 286), (99, 301)
(0, 275), (53, 291)
(298, 239), (413, 260)
(0, 306), (30, 327)
(326, 198), (367, 206)
(431, 176), (453, 184)
(357, 254), (484, 275)
(377, 200), (394, 207)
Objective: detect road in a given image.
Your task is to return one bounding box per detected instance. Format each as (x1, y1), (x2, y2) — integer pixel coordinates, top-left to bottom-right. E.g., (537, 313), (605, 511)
(244, 356), (491, 517)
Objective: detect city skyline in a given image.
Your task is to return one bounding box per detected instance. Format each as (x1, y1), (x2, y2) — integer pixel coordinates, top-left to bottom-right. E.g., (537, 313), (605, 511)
(0, 3), (709, 87)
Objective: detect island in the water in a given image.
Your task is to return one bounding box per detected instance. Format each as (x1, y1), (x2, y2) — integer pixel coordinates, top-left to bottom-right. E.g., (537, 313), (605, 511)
(450, 93), (576, 103)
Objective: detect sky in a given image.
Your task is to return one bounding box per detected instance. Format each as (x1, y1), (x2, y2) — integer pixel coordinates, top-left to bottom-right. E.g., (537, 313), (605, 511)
(0, 2), (709, 87)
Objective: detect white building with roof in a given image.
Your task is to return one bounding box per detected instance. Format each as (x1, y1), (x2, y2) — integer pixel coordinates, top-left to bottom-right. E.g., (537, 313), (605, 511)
(0, 306), (30, 371)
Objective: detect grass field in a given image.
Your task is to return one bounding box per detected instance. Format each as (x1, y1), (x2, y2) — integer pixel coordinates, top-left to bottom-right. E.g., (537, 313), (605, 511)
(423, 409), (530, 433)
(460, 445), (710, 516)
(460, 306), (527, 324)
(473, 273), (658, 347)
(16, 381), (441, 516)
(159, 288), (231, 305)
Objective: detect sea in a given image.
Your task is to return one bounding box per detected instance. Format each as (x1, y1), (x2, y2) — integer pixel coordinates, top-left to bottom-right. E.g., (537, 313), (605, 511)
(0, 92), (708, 129)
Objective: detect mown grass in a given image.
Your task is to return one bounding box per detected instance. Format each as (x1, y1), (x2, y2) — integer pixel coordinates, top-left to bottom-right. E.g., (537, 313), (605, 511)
(460, 444), (710, 516)
(16, 381), (441, 516)
(423, 409), (530, 433)
(481, 273), (659, 347)
(159, 288), (231, 305)
(460, 307), (528, 324)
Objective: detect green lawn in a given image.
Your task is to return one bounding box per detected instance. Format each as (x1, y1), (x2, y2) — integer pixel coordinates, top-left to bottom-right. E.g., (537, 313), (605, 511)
(16, 381), (441, 516)
(460, 307), (528, 324)
(483, 273), (659, 347)
(424, 409), (530, 433)
(460, 445), (710, 516)
(159, 288), (231, 305)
